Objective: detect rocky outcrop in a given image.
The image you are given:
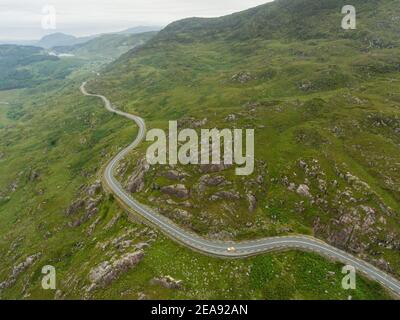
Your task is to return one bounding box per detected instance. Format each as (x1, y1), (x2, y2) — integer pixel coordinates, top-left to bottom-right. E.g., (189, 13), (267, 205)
(29, 170), (40, 182)
(104, 212), (122, 230)
(196, 175), (228, 194)
(209, 190), (240, 201)
(87, 251), (144, 291)
(177, 117), (207, 129)
(207, 230), (236, 241)
(150, 276), (183, 289)
(126, 158), (150, 193)
(171, 208), (192, 222)
(9, 181), (18, 192)
(162, 170), (188, 181)
(199, 175), (226, 187)
(199, 163), (232, 174)
(247, 193), (257, 213)
(232, 71), (253, 83)
(69, 196), (102, 227)
(313, 203), (382, 254)
(161, 184), (189, 199)
(296, 184), (312, 198)
(86, 217), (101, 235)
(299, 80), (313, 91)
(66, 199), (85, 216)
(96, 227), (156, 252)
(86, 180), (101, 197)
(372, 258), (392, 273)
(0, 253), (41, 289)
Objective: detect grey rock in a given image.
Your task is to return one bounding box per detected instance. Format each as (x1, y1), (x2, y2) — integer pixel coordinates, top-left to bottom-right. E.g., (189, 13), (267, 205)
(199, 175), (226, 187)
(0, 253), (41, 290)
(209, 190), (240, 201)
(177, 117), (207, 129)
(199, 163), (231, 174)
(232, 72), (253, 83)
(88, 251), (144, 291)
(296, 184), (312, 198)
(87, 180), (101, 196)
(150, 276), (183, 289)
(105, 212), (122, 230)
(126, 158), (150, 193)
(161, 184), (189, 199)
(247, 193), (257, 213)
(162, 170), (187, 181)
(29, 170), (40, 182)
(66, 199), (85, 216)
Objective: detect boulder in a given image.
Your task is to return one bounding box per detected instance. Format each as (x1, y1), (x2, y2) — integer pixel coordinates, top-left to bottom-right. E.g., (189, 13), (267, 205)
(104, 212), (122, 230)
(177, 117), (207, 129)
(87, 180), (101, 196)
(66, 199), (85, 216)
(161, 184), (189, 199)
(150, 276), (183, 289)
(199, 163), (231, 174)
(162, 170), (187, 181)
(29, 170), (40, 182)
(172, 208), (192, 222)
(247, 193), (257, 213)
(199, 175), (226, 187)
(232, 71), (253, 83)
(296, 184), (312, 198)
(0, 253), (41, 289)
(126, 158), (150, 193)
(209, 190), (240, 201)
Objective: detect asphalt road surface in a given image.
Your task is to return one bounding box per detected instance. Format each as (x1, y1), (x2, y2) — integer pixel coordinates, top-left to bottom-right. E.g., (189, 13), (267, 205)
(81, 82), (400, 296)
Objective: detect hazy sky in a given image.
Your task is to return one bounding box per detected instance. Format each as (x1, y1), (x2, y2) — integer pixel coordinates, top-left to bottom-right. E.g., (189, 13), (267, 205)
(0, 0), (273, 40)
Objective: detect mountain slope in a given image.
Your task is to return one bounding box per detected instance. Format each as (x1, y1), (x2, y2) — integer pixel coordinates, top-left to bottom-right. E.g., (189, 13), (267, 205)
(52, 32), (157, 61)
(148, 0), (399, 44)
(90, 0), (400, 279)
(36, 32), (96, 49)
(0, 45), (84, 90)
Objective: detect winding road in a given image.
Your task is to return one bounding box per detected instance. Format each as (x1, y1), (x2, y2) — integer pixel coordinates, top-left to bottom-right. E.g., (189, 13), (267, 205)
(80, 82), (400, 296)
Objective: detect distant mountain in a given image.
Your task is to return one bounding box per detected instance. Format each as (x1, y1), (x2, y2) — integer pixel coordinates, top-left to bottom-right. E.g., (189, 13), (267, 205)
(0, 40), (37, 46)
(117, 26), (162, 34)
(52, 32), (157, 60)
(36, 32), (96, 49)
(0, 26), (162, 49)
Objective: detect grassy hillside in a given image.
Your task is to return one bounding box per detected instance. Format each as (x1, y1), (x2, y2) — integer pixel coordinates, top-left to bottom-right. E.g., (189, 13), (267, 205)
(0, 45), (85, 90)
(90, 0), (400, 278)
(152, 0), (399, 43)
